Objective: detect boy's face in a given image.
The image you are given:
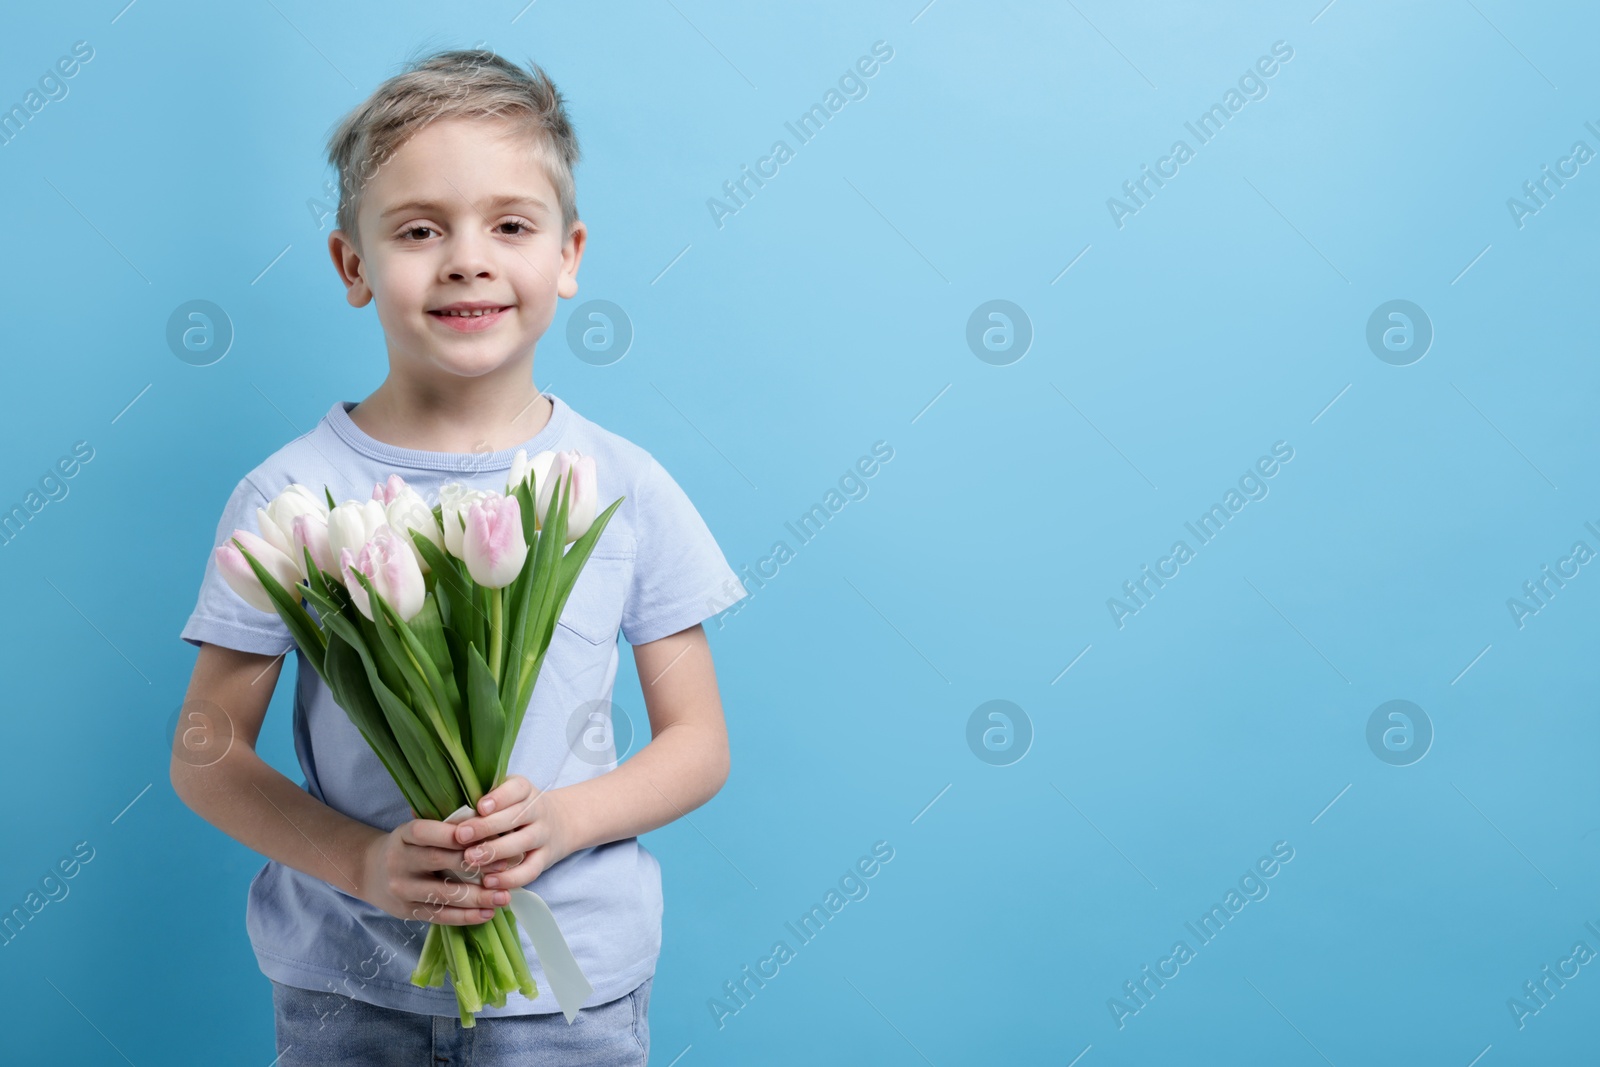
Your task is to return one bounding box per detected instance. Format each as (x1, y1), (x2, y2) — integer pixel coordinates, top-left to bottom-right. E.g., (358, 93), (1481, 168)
(328, 116), (585, 383)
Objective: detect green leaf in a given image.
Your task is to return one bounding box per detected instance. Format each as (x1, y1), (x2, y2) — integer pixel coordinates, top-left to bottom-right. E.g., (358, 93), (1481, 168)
(338, 621), (458, 818)
(324, 629), (435, 819)
(409, 595), (461, 719)
(538, 495), (626, 662)
(360, 579), (460, 739)
(411, 532), (476, 642)
(514, 478), (539, 547)
(464, 643), (505, 788)
(495, 475), (569, 775)
(298, 581), (346, 632)
(353, 602), (411, 704)
(498, 588), (531, 715)
(528, 472), (571, 639)
(350, 572), (456, 746)
(525, 497), (621, 681)
(557, 495), (624, 594)
(352, 572), (484, 806)
(496, 486), (625, 782)
(232, 540), (328, 684)
(297, 546), (350, 635)
(377, 679), (461, 821)
(325, 486), (337, 511)
(496, 480), (541, 707)
(443, 627), (471, 719)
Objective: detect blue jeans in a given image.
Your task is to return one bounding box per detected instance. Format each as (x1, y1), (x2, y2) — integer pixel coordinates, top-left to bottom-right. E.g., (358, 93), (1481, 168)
(270, 976), (651, 1065)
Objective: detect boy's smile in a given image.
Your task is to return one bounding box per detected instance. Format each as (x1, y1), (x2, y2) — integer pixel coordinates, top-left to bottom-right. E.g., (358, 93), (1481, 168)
(328, 115), (585, 386)
(429, 303), (513, 333)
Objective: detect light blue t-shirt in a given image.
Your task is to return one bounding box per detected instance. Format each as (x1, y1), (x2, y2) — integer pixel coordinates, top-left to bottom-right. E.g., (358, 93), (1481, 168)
(180, 393), (747, 1016)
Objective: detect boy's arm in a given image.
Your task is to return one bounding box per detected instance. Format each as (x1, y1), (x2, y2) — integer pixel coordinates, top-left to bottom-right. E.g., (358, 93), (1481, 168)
(169, 643), (379, 896)
(172, 644), (523, 923)
(452, 623), (732, 880)
(559, 623), (731, 849)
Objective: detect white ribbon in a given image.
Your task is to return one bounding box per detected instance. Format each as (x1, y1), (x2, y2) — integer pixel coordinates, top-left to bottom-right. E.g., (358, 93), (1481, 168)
(444, 804), (595, 1023)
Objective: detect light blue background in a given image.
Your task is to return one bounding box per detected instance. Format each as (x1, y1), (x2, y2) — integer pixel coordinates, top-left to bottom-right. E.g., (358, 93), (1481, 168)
(1, 1), (1597, 1063)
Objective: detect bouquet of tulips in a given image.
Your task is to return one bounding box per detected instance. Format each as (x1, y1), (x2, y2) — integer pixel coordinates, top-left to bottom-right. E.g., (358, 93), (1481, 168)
(214, 448), (621, 1026)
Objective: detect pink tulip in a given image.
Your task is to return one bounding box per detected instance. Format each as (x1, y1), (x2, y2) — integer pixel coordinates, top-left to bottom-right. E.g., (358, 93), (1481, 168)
(217, 529), (301, 614)
(535, 451), (597, 543)
(374, 475), (444, 573)
(372, 474), (409, 506)
(339, 524), (426, 622)
(462, 494), (528, 588)
(289, 512), (335, 577)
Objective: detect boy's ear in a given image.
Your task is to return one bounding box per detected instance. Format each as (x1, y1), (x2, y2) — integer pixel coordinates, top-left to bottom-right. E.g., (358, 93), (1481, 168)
(558, 220), (587, 300)
(328, 229), (373, 307)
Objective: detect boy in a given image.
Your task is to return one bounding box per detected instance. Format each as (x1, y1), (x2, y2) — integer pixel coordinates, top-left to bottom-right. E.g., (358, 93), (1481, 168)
(172, 49), (746, 1065)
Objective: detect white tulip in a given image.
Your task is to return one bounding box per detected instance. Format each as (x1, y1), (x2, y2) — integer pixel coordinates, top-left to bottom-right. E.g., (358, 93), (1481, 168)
(506, 448), (557, 502)
(439, 482), (496, 559)
(256, 483), (328, 560)
(536, 451), (598, 543)
(373, 475), (444, 574)
(328, 498), (388, 566)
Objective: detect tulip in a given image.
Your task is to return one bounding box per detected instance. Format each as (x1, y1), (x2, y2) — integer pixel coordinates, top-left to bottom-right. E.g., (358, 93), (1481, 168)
(372, 474), (410, 506)
(217, 529), (301, 614)
(339, 524), (427, 622)
(329, 498), (388, 566)
(289, 511), (335, 577)
(257, 483), (328, 560)
(506, 448), (556, 500)
(374, 475), (444, 573)
(535, 451), (597, 543)
(462, 494), (528, 589)
(439, 483), (496, 559)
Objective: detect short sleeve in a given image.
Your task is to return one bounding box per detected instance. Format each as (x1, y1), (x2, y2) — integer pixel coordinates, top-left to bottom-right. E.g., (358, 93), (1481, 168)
(620, 455), (748, 646)
(179, 475), (295, 655)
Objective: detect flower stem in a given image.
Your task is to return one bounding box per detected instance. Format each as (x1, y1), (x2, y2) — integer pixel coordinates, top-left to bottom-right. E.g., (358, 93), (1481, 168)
(444, 924), (483, 1019)
(495, 909), (538, 1001)
(488, 586), (503, 683)
(477, 914), (516, 996)
(412, 923), (445, 986)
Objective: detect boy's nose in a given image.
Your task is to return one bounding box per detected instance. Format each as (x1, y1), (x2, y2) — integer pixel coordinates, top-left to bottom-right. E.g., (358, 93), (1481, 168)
(441, 237), (498, 279)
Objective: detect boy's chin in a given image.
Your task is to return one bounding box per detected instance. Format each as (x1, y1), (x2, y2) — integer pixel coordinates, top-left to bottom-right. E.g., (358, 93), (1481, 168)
(415, 348), (536, 380)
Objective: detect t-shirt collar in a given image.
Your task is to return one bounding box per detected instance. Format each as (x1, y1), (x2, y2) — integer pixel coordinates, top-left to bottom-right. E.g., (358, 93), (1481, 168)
(325, 393), (572, 473)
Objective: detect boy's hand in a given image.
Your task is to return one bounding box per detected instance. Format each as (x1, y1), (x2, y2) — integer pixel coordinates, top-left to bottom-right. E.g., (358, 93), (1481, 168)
(451, 775), (574, 893)
(358, 820), (517, 926)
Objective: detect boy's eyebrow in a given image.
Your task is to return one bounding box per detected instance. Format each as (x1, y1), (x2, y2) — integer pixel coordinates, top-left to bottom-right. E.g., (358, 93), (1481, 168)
(380, 194), (549, 220)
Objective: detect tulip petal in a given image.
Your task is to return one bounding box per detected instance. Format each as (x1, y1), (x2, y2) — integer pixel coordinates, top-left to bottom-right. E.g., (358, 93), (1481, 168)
(220, 529), (300, 614)
(463, 495), (528, 588)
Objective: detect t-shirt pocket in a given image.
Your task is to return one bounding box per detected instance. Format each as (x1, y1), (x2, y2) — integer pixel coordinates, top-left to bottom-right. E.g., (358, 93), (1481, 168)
(555, 552), (634, 645)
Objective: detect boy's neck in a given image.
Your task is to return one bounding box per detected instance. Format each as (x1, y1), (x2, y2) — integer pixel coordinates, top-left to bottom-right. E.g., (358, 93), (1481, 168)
(347, 379), (554, 455)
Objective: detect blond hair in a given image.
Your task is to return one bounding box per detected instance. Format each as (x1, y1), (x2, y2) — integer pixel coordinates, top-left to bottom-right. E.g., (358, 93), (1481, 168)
(324, 48), (581, 251)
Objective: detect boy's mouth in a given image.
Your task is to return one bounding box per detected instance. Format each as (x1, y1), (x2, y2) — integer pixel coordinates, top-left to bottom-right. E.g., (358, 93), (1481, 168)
(429, 305), (512, 333)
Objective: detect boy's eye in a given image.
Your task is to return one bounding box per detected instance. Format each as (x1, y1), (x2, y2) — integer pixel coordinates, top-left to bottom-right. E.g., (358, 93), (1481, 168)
(397, 220), (533, 241)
